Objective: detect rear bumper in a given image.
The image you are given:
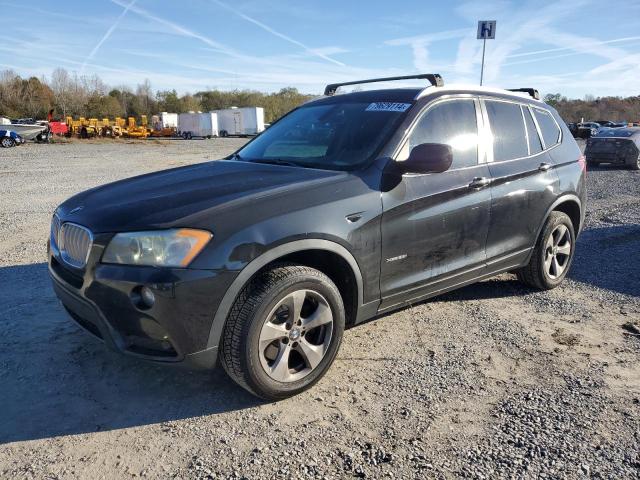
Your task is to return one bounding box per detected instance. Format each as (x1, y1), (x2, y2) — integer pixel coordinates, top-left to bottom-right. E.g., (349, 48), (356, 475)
(586, 140), (639, 165)
(49, 242), (237, 370)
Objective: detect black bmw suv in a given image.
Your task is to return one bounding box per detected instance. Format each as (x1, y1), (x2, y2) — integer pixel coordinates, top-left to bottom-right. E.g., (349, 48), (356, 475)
(49, 74), (586, 399)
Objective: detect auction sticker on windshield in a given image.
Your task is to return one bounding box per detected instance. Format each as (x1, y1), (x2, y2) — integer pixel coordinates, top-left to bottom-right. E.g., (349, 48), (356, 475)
(365, 102), (412, 112)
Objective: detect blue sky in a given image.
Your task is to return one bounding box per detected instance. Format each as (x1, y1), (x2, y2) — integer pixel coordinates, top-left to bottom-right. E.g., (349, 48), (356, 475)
(2, 0), (640, 98)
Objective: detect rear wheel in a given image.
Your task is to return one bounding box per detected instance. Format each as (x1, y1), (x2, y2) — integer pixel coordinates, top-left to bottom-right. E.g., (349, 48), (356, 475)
(1, 137), (15, 148)
(220, 264), (345, 400)
(517, 211), (576, 290)
(629, 154), (640, 171)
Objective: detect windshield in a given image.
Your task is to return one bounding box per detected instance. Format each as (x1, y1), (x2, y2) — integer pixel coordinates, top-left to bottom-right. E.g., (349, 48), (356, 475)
(234, 101), (411, 170)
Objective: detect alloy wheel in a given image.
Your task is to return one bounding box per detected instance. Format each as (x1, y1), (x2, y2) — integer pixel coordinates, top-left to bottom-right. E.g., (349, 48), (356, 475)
(258, 289), (333, 383)
(1, 137), (14, 148)
(544, 224), (572, 279)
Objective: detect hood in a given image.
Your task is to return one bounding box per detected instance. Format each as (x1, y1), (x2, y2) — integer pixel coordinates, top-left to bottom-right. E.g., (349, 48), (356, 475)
(57, 160), (345, 232)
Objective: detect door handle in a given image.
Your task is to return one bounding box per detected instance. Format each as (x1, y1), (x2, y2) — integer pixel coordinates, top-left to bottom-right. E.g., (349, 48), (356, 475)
(469, 177), (491, 189)
(538, 162), (552, 172)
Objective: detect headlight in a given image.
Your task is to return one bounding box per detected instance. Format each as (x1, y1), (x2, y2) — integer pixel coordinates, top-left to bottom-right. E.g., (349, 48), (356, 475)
(102, 229), (212, 267)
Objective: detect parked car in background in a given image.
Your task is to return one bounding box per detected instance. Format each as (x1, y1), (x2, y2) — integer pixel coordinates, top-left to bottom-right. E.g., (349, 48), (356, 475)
(595, 120), (616, 128)
(48, 74), (586, 399)
(0, 117), (47, 140)
(585, 127), (640, 170)
(0, 130), (25, 147)
(566, 122), (579, 138)
(577, 122), (601, 138)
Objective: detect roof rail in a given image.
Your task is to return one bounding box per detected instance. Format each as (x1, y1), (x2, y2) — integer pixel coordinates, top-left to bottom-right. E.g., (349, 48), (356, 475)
(324, 73), (444, 96)
(507, 88), (540, 100)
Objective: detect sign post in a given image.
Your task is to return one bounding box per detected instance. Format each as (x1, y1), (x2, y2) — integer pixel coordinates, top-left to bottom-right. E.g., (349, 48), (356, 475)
(477, 20), (496, 86)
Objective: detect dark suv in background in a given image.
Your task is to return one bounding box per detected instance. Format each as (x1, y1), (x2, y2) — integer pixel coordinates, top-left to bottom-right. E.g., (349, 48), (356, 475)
(49, 74), (586, 399)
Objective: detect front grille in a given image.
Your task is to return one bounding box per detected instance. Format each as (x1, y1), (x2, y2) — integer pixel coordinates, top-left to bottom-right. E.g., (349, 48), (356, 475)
(59, 223), (93, 268)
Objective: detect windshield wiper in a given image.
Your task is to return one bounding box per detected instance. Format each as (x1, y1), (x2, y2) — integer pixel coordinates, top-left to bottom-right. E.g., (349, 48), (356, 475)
(252, 158), (300, 167)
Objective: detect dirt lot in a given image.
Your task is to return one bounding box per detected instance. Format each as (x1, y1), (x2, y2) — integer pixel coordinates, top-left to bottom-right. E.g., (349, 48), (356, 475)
(1, 138), (639, 479)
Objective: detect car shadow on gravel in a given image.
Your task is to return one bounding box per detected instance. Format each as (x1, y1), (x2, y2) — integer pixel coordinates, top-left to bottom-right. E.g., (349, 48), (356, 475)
(570, 224), (640, 298)
(0, 262), (260, 445)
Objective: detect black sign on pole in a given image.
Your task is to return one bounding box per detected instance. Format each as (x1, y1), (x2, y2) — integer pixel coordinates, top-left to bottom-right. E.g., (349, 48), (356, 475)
(477, 20), (497, 86)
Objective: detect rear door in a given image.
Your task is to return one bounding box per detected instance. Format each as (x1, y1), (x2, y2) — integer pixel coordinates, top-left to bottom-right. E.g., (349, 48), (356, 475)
(483, 99), (560, 269)
(379, 96), (492, 310)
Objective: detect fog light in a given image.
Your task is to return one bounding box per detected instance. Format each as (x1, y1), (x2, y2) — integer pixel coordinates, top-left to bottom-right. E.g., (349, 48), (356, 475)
(140, 286), (155, 307)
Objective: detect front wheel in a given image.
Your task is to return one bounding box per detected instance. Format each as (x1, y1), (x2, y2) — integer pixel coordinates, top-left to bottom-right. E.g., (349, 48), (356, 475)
(516, 211), (576, 290)
(220, 264), (345, 400)
(1, 137), (15, 148)
(629, 154), (640, 171)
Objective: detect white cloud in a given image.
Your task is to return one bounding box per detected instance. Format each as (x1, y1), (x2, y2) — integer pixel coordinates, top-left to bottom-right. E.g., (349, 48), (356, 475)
(208, 0), (346, 66)
(81, 0), (138, 73)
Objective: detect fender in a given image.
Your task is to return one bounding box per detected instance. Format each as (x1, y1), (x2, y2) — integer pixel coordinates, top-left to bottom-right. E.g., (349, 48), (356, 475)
(523, 193), (582, 264)
(205, 239), (365, 349)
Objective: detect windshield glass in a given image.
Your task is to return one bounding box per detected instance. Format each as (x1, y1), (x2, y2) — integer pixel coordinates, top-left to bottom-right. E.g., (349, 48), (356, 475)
(235, 102), (411, 170)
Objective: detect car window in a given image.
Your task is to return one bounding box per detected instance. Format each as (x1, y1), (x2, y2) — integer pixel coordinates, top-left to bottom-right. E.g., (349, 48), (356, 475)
(485, 100), (528, 162)
(399, 99), (479, 168)
(595, 129), (636, 138)
(523, 106), (543, 155)
(534, 108), (561, 147)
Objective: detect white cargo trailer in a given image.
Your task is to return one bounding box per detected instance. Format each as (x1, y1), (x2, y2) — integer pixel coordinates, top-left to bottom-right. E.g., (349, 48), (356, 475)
(151, 112), (178, 131)
(177, 112), (219, 139)
(216, 107), (265, 136)
(159, 112), (178, 128)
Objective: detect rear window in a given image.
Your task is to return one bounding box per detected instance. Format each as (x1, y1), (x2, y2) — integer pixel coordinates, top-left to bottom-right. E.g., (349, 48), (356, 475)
(595, 129), (636, 138)
(533, 108), (561, 147)
(486, 100), (528, 161)
(523, 106), (543, 155)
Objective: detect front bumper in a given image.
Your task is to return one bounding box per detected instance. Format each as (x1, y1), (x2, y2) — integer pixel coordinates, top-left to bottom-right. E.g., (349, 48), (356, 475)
(48, 234), (237, 369)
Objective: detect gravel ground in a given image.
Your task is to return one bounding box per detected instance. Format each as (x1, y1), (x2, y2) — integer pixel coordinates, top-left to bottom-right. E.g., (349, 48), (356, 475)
(0, 138), (639, 479)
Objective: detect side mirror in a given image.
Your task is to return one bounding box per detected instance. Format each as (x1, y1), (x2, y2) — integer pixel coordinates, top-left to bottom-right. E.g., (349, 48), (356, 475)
(400, 143), (453, 174)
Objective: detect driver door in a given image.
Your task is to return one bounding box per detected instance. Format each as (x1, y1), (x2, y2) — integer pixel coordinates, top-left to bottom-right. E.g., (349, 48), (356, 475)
(379, 97), (491, 310)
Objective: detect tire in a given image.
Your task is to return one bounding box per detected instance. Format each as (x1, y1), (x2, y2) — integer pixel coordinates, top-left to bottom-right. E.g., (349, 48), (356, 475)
(182, 132), (189, 140)
(628, 154), (640, 171)
(220, 264), (345, 400)
(517, 211), (576, 290)
(1, 137), (15, 148)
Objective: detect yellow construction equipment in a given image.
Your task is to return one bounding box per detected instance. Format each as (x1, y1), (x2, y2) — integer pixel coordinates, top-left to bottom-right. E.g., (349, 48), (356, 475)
(124, 115), (150, 138)
(64, 115), (157, 139)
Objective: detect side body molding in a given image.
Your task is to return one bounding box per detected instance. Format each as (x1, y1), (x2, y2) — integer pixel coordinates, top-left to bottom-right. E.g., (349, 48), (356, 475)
(206, 239), (365, 349)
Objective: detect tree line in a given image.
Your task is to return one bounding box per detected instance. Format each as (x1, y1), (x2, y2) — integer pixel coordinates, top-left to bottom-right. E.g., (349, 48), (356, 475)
(544, 93), (640, 123)
(2, 68), (638, 125)
(0, 68), (316, 123)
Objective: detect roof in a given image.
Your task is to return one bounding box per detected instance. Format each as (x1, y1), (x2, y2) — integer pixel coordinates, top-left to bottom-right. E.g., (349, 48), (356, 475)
(308, 84), (543, 107)
(310, 88), (423, 105)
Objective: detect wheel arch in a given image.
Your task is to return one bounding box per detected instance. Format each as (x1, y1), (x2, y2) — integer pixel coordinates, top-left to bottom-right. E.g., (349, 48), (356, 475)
(551, 197), (582, 235)
(531, 194), (582, 252)
(206, 239), (364, 349)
